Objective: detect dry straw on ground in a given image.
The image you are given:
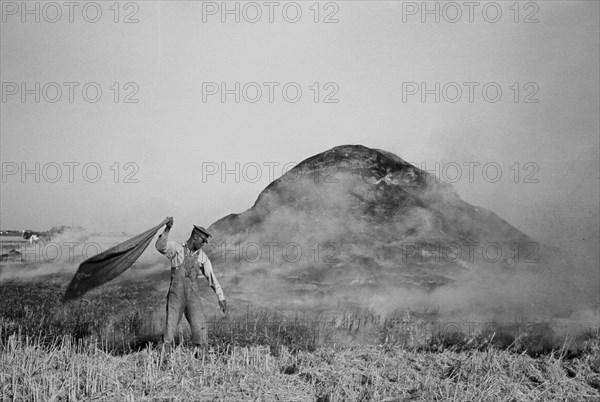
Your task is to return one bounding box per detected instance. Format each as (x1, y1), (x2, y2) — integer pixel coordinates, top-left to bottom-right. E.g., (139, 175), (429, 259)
(1, 279), (599, 401)
(2, 331), (600, 401)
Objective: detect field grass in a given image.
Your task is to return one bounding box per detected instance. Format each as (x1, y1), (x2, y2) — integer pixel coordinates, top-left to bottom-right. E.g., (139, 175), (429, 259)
(1, 271), (600, 401)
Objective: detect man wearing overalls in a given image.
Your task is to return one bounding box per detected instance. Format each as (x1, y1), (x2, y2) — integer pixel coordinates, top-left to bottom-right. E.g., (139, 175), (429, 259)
(155, 217), (227, 347)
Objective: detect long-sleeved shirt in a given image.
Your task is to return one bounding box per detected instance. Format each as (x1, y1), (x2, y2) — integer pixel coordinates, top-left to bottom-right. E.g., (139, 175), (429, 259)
(156, 229), (225, 301)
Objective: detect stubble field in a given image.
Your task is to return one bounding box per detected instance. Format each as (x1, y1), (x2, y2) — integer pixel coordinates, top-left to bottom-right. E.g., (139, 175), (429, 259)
(1, 262), (599, 401)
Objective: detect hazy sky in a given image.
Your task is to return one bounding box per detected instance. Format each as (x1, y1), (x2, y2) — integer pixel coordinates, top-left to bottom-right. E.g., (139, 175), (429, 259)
(1, 1), (598, 259)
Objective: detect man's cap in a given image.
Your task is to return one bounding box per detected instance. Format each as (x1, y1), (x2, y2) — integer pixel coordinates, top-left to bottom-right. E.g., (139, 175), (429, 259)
(192, 225), (211, 239)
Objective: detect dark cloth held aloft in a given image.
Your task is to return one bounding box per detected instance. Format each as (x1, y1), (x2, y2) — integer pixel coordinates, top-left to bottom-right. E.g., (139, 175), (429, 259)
(63, 218), (169, 302)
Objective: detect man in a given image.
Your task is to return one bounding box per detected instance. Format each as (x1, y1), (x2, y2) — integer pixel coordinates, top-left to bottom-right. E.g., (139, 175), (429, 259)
(156, 217), (227, 347)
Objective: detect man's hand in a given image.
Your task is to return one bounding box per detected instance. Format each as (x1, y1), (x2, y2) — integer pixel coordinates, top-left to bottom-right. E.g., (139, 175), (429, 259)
(165, 216), (174, 230)
(219, 300), (227, 314)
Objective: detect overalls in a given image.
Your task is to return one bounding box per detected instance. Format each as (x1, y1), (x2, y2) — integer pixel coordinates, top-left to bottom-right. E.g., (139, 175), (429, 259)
(164, 246), (207, 346)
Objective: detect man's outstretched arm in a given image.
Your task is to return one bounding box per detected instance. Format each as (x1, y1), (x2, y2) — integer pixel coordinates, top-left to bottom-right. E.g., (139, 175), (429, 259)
(155, 217), (178, 260)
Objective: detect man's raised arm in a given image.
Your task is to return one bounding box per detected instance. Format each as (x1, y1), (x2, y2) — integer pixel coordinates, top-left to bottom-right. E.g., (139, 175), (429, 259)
(156, 217), (177, 259)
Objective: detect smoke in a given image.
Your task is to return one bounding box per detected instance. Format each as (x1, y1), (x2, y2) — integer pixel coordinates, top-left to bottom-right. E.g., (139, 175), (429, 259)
(206, 149), (599, 330)
(0, 227), (168, 283)
(2, 146), (598, 334)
